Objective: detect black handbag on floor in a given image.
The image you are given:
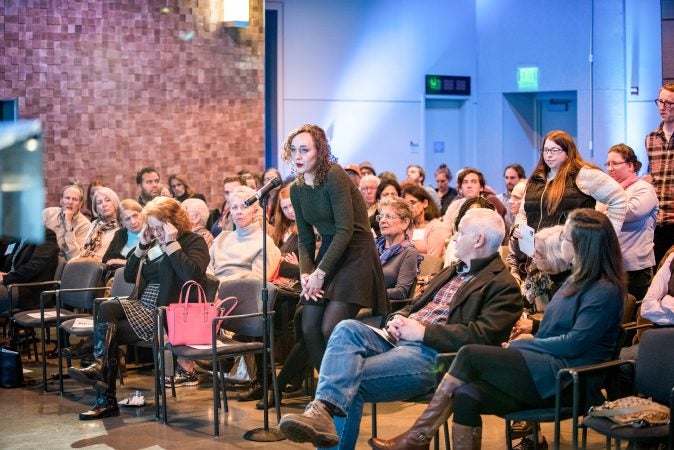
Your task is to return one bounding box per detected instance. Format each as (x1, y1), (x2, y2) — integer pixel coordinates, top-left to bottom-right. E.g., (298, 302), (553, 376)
(0, 347), (24, 388)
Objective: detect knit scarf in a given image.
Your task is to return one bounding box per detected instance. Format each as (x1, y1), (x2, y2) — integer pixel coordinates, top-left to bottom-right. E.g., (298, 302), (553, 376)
(376, 235), (415, 265)
(81, 219), (118, 258)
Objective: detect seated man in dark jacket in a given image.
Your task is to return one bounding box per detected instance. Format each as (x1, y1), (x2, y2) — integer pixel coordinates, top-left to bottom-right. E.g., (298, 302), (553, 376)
(1, 227), (59, 314)
(278, 208), (523, 449)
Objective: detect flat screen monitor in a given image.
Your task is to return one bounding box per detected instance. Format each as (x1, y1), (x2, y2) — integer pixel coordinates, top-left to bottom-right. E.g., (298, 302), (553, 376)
(0, 120), (44, 242)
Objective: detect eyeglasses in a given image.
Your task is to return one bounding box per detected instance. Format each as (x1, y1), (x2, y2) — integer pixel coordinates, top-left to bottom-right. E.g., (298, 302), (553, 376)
(603, 161), (627, 169)
(654, 99), (674, 109)
(376, 214), (400, 222)
(541, 147), (565, 155)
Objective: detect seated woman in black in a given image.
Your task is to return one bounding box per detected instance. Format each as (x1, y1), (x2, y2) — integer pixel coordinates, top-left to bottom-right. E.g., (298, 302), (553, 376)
(369, 208), (625, 450)
(69, 197), (210, 420)
(102, 199), (144, 269)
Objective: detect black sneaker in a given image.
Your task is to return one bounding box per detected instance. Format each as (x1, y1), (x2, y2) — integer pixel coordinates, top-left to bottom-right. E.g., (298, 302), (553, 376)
(278, 400), (339, 447)
(166, 365), (199, 387)
(512, 436), (548, 450)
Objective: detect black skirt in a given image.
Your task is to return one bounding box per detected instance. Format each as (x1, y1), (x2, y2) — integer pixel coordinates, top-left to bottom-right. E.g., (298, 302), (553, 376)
(308, 230), (388, 316)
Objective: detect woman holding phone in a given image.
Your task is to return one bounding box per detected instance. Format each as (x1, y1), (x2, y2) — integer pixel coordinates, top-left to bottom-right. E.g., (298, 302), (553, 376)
(69, 197), (210, 421)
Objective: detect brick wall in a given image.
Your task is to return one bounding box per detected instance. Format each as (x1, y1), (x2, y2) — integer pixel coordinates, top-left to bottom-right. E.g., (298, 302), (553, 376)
(0, 0), (264, 209)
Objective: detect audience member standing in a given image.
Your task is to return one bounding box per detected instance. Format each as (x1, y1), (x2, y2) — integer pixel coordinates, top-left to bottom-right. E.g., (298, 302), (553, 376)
(515, 130), (626, 235)
(605, 144), (658, 300)
(135, 167), (161, 206)
(43, 183), (92, 261)
(281, 124), (387, 372)
(645, 83), (674, 264)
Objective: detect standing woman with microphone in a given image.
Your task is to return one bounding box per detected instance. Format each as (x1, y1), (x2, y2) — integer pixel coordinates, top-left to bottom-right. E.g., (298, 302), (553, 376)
(281, 124), (388, 372)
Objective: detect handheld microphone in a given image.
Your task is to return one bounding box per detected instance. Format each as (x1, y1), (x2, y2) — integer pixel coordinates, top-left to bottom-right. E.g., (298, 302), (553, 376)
(244, 176), (282, 207)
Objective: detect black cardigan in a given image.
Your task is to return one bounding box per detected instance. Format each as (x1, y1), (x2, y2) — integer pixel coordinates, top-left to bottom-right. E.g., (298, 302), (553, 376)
(124, 231), (210, 307)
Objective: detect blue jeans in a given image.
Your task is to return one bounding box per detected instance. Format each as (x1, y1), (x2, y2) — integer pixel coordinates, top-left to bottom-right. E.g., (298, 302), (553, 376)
(315, 320), (439, 450)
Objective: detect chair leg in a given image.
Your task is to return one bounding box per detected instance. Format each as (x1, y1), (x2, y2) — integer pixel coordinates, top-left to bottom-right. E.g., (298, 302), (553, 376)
(442, 421), (450, 450)
(505, 419), (514, 450)
(371, 403), (377, 438)
(40, 324), (48, 392)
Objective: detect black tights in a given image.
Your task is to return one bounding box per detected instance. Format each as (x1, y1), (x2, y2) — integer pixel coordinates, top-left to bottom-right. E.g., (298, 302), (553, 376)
(302, 301), (361, 371)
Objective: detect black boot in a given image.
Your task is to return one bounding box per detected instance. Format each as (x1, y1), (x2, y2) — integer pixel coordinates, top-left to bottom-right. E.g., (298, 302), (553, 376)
(63, 336), (94, 359)
(78, 336), (120, 420)
(79, 392), (120, 420)
(69, 322), (117, 391)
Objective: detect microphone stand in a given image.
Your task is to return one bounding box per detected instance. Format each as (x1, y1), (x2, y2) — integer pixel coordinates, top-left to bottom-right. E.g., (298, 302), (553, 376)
(244, 193), (286, 442)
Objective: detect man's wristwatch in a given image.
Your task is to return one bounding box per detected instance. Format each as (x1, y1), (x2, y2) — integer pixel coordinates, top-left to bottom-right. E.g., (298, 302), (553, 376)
(314, 269), (326, 280)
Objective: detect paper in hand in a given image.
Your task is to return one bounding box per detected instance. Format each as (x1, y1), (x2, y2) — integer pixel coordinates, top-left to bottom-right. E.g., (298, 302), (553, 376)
(518, 223), (535, 257)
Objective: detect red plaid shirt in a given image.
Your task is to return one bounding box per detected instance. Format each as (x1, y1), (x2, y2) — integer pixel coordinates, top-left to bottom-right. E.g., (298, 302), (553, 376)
(409, 266), (472, 326)
(646, 122), (674, 225)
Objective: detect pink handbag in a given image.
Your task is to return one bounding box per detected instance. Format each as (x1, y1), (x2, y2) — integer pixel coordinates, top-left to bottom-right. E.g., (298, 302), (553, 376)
(166, 280), (238, 346)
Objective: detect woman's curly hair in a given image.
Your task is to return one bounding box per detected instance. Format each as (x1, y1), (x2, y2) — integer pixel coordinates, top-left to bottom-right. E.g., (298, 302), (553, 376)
(281, 124), (337, 186)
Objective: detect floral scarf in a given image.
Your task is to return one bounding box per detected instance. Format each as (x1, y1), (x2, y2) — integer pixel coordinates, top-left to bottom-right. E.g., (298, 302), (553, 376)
(81, 219), (118, 258)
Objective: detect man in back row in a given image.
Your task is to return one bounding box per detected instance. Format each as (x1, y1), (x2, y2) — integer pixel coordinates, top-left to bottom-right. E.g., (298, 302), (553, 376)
(647, 83), (674, 264)
(279, 208), (523, 449)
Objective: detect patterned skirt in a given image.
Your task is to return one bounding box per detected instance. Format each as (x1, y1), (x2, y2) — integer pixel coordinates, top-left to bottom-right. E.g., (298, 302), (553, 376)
(120, 283), (160, 342)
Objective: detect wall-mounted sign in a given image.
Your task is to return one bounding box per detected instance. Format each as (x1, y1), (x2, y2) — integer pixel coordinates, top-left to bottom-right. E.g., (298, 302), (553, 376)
(425, 75), (471, 96)
(517, 66), (539, 90)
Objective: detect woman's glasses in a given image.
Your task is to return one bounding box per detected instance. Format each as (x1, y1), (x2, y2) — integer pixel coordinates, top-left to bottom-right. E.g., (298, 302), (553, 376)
(603, 161), (627, 169)
(376, 214), (400, 222)
(541, 147), (564, 155)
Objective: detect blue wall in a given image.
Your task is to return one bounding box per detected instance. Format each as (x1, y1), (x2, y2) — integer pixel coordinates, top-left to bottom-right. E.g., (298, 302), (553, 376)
(277, 0), (662, 188)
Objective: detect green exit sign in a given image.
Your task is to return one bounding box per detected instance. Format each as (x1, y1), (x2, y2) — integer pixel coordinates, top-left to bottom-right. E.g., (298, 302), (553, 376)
(518, 66), (539, 90)
(425, 75), (471, 96)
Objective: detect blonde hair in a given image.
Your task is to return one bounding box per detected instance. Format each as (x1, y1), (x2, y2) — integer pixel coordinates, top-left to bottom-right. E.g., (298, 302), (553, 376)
(92, 187), (121, 220)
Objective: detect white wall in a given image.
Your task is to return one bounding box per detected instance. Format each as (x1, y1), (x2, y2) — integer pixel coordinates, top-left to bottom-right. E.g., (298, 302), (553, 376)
(279, 0), (477, 180)
(276, 0), (662, 185)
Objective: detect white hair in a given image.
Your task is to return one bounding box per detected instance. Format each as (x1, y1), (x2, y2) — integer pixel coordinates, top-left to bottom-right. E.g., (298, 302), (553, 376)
(182, 198), (210, 227)
(460, 208), (505, 253)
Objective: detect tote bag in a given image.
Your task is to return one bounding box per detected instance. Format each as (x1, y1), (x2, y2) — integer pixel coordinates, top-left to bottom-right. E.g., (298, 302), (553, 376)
(166, 280), (237, 346)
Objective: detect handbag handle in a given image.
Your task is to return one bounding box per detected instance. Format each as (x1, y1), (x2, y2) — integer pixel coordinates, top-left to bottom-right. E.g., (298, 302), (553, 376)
(179, 280), (207, 309)
(215, 296), (238, 317)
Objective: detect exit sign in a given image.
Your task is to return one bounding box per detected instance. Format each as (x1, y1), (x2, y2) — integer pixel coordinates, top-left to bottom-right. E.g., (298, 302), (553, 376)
(425, 75), (471, 96)
(518, 66), (539, 90)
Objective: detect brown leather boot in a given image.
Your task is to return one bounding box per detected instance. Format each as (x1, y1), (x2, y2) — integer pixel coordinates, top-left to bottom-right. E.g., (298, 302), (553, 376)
(368, 373), (464, 450)
(452, 423), (482, 450)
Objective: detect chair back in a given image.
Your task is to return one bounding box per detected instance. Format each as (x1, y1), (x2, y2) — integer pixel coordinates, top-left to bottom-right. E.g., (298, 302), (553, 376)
(59, 260), (105, 309)
(54, 256), (67, 281)
(635, 327), (674, 404)
(419, 254), (443, 277)
(109, 267), (135, 297)
(217, 278), (277, 337)
(204, 273), (220, 301)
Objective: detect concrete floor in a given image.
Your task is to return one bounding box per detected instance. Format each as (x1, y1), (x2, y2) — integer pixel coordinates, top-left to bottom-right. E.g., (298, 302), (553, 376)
(0, 354), (613, 449)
